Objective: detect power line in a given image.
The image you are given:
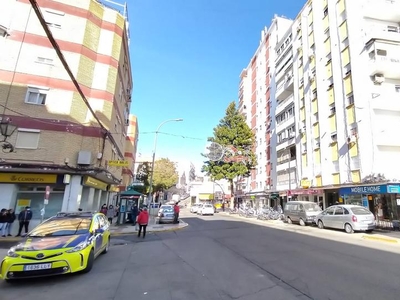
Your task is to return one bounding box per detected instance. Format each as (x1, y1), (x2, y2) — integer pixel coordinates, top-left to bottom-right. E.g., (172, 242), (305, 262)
(28, 0), (124, 158)
(139, 131), (205, 141)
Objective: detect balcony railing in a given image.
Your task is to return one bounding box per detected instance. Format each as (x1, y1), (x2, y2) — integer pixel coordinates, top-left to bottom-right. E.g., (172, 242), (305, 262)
(369, 53), (400, 78)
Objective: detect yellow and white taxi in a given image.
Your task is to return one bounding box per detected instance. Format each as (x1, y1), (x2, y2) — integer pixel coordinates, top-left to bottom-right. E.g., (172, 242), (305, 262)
(0, 211), (111, 282)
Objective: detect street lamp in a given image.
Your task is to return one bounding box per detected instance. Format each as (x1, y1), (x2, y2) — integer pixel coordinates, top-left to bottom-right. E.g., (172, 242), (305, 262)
(147, 118), (183, 207)
(0, 120), (17, 153)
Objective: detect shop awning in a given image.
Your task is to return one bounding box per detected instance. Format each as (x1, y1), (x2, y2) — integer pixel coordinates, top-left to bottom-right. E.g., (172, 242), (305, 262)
(119, 189), (143, 196)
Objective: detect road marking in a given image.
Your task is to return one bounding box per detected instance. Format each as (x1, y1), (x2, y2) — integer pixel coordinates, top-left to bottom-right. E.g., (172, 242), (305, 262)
(362, 235), (398, 243)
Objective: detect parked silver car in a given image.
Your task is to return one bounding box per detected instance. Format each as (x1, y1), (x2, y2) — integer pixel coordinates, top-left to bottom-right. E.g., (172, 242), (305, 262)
(315, 205), (375, 234)
(157, 205), (175, 224)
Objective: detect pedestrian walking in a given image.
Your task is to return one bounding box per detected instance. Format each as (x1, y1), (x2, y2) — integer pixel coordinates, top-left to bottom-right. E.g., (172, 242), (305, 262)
(16, 206), (32, 237)
(100, 204), (107, 215)
(173, 202), (180, 224)
(0, 209), (7, 237)
(5, 209), (16, 237)
(107, 205), (115, 224)
(131, 204), (139, 226)
(137, 207), (149, 238)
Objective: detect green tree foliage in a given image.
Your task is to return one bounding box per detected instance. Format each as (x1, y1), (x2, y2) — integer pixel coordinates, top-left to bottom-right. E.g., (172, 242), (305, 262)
(153, 158), (179, 191)
(202, 101), (257, 205)
(135, 162), (151, 193)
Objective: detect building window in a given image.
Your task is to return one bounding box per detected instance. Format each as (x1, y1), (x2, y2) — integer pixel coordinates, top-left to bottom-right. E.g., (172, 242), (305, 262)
(36, 57), (53, 65)
(25, 87), (48, 105)
(395, 85), (400, 93)
(44, 10), (64, 29)
(15, 129), (40, 149)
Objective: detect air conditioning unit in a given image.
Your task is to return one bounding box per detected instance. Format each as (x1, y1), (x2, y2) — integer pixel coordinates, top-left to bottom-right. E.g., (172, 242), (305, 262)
(330, 107), (336, 115)
(289, 131), (295, 138)
(373, 74), (385, 84)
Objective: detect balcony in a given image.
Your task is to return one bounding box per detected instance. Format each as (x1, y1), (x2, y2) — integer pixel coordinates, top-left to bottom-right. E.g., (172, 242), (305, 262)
(363, 0), (400, 22)
(276, 135), (296, 152)
(275, 74), (294, 101)
(369, 53), (400, 78)
(365, 27), (400, 44)
(276, 158), (297, 172)
(276, 95), (294, 116)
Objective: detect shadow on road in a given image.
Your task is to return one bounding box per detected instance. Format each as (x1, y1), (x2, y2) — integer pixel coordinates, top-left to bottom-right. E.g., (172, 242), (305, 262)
(0, 216), (399, 300)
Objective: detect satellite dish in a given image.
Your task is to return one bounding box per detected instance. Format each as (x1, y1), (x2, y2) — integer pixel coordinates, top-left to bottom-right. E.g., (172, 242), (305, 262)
(204, 142), (224, 161)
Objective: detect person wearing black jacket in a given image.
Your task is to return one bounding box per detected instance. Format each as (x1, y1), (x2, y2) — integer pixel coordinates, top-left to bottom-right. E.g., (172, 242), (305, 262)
(0, 209), (7, 237)
(5, 209), (16, 237)
(16, 206), (33, 237)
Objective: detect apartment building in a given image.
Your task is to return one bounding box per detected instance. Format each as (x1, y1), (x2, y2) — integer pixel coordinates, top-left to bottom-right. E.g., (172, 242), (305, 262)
(279, 0), (400, 215)
(121, 114), (139, 188)
(0, 0), (137, 225)
(272, 28), (297, 202)
(238, 16), (292, 206)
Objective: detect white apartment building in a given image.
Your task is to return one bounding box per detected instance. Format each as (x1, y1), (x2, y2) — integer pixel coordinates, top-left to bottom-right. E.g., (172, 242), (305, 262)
(284, 0), (400, 213)
(238, 16), (292, 206)
(272, 28), (297, 196)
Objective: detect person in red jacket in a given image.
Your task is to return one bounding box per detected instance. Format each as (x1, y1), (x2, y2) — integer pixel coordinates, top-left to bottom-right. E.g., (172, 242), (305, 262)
(137, 207), (149, 238)
(173, 202), (180, 224)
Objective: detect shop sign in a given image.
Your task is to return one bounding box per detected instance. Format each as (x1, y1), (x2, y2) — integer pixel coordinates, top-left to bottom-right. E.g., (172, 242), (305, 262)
(387, 185), (400, 193)
(288, 189), (323, 196)
(83, 176), (108, 191)
(0, 173), (57, 184)
(108, 160), (129, 167)
(199, 193), (213, 200)
(340, 184), (387, 195)
(109, 185), (120, 192)
(300, 180), (311, 188)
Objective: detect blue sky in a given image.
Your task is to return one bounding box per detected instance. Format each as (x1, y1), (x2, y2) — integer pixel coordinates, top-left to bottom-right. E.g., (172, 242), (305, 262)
(128, 0), (305, 173)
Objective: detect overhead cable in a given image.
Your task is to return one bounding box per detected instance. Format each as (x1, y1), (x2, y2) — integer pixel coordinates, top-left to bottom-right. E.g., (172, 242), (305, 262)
(28, 0), (124, 158)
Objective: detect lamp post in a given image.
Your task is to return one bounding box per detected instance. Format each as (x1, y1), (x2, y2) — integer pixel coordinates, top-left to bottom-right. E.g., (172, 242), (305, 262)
(147, 118), (183, 208)
(0, 120), (17, 153)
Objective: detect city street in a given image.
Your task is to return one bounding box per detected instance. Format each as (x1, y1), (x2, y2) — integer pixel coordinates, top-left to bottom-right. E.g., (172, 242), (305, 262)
(1, 211), (400, 300)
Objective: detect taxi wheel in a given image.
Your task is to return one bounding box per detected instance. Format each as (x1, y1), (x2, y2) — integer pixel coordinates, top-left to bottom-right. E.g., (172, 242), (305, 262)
(102, 238), (110, 255)
(82, 249), (94, 273)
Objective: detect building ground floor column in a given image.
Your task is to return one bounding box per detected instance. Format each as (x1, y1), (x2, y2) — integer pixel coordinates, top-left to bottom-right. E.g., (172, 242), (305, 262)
(61, 175), (83, 212)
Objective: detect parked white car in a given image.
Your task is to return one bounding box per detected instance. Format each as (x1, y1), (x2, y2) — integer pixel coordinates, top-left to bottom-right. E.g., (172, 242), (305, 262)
(190, 203), (201, 213)
(199, 204), (214, 215)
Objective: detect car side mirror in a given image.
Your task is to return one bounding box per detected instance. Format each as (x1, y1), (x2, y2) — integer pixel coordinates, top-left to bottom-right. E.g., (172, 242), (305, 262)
(95, 228), (104, 234)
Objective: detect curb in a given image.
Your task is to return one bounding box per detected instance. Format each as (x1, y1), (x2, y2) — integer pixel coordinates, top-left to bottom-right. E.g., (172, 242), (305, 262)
(111, 223), (189, 236)
(0, 237), (24, 243)
(362, 235), (398, 244)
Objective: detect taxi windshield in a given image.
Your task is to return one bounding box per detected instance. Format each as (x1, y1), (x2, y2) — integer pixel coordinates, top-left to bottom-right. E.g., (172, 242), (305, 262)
(29, 217), (92, 237)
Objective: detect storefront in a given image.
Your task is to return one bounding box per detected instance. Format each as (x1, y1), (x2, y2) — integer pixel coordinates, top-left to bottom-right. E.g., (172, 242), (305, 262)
(339, 184), (400, 221)
(0, 172), (66, 221)
(287, 189), (324, 205)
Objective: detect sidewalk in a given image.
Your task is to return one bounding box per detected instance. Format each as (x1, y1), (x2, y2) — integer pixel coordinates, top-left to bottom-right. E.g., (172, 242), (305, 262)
(111, 217), (188, 236)
(220, 211), (400, 244)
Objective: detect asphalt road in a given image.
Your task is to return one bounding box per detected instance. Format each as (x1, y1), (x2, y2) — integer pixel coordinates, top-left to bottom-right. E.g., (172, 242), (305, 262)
(1, 211), (400, 300)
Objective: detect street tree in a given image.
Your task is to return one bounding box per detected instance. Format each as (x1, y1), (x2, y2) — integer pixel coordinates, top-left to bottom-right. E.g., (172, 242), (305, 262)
(202, 101), (257, 207)
(153, 158), (179, 191)
(135, 162), (151, 193)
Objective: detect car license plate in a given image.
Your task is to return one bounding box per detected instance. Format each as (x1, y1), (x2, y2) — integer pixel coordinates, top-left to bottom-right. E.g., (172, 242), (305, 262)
(24, 263), (52, 271)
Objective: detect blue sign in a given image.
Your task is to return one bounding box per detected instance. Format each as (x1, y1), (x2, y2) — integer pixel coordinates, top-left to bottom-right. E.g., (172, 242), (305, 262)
(340, 185), (387, 195)
(387, 185), (400, 193)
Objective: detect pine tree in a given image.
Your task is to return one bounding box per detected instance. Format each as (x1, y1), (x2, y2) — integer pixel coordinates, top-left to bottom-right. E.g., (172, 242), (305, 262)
(202, 101), (257, 207)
